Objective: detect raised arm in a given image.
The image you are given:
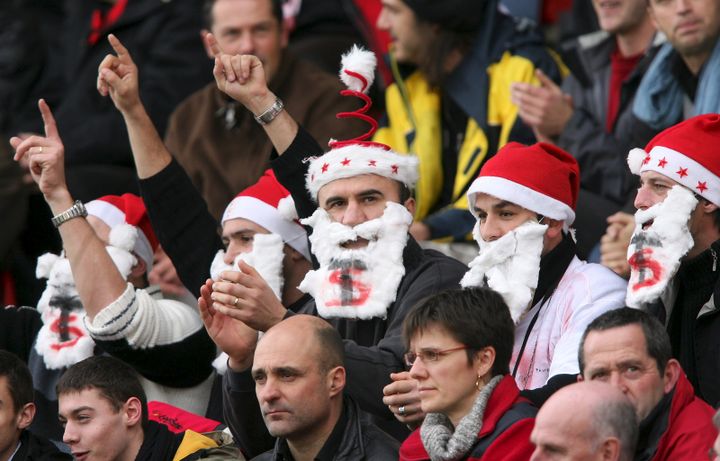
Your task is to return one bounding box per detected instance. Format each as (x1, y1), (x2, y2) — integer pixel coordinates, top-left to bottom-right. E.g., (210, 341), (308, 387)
(10, 100), (126, 320)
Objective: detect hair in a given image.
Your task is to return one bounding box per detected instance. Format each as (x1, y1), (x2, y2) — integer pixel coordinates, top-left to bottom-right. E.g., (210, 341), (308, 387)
(579, 307), (672, 374)
(713, 408), (720, 428)
(57, 356), (148, 426)
(403, 287), (513, 376)
(417, 23), (478, 88)
(0, 351), (34, 414)
(203, 0), (283, 30)
(591, 396), (639, 461)
(313, 321), (345, 373)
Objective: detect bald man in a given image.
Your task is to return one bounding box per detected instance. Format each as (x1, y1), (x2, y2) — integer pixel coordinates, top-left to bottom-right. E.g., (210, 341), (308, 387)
(530, 381), (637, 461)
(244, 315), (398, 460)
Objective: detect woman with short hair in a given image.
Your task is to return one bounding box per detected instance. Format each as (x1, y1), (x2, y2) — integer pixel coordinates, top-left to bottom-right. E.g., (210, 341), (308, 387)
(399, 287), (536, 461)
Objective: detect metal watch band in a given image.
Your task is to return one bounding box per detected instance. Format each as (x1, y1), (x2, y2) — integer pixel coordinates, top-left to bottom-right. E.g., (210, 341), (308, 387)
(254, 98), (284, 126)
(51, 200), (88, 228)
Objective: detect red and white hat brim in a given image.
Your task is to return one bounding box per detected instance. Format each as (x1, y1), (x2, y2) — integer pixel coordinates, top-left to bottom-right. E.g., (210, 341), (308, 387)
(86, 200), (154, 270)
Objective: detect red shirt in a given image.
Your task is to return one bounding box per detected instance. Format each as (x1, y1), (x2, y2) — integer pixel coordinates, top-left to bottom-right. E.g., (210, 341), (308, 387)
(606, 45), (642, 132)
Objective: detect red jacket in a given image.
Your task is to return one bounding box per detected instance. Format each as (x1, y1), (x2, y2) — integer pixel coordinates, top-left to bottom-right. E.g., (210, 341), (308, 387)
(400, 375), (536, 461)
(651, 373), (717, 461)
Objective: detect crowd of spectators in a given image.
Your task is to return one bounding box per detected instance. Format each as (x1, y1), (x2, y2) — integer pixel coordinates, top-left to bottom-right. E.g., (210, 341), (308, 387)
(2, 0), (720, 460)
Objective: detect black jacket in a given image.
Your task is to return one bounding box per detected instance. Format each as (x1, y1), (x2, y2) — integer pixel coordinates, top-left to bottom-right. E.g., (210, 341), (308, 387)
(558, 31), (661, 256)
(13, 429), (72, 461)
(251, 396), (398, 461)
(36, 0), (211, 202)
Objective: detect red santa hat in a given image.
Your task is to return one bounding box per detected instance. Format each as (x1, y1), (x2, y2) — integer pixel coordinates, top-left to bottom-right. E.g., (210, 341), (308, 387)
(222, 169), (311, 261)
(466, 142), (579, 226)
(627, 113), (720, 206)
(305, 45), (418, 200)
(85, 193), (159, 270)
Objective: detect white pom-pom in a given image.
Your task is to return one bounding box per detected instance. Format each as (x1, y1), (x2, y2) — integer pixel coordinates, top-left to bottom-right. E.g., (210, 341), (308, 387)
(627, 148), (647, 175)
(109, 224), (138, 253)
(339, 45), (376, 93)
(36, 253), (60, 279)
(277, 195), (299, 221)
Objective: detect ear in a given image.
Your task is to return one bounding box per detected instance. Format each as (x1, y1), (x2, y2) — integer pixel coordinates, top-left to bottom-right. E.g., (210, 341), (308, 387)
(327, 366), (346, 398)
(403, 197), (416, 216)
(123, 397), (143, 428)
(544, 218), (564, 239)
(474, 346), (496, 378)
(201, 29), (214, 59)
(577, 373), (584, 382)
(16, 402), (36, 430)
(700, 199), (718, 215)
(599, 438), (621, 461)
(647, 3), (658, 28)
(283, 245), (305, 262)
(129, 255), (147, 280)
(662, 359), (682, 393)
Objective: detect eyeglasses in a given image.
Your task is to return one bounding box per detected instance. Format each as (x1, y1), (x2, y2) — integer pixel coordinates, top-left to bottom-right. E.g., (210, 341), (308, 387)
(404, 346), (469, 367)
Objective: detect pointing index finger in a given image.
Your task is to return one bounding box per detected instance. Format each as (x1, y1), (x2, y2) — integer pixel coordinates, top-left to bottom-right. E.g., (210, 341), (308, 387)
(108, 34), (130, 61)
(204, 32), (223, 57)
(38, 99), (59, 139)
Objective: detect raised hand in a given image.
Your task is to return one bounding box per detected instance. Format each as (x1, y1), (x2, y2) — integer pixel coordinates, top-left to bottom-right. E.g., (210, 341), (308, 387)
(204, 32), (275, 114)
(199, 278), (259, 371)
(97, 34), (141, 114)
(382, 371), (425, 428)
(10, 99), (69, 204)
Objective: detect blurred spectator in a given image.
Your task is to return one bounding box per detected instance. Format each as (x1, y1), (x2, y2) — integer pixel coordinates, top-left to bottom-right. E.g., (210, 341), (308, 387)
(511, 0), (659, 258)
(166, 0), (362, 220)
(0, 141), (27, 306)
(374, 0), (565, 246)
(580, 308), (717, 461)
(0, 350), (71, 460)
(398, 288), (536, 461)
(530, 381), (637, 461)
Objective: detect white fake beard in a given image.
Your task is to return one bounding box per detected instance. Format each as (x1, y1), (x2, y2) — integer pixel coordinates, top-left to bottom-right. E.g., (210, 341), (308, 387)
(461, 220), (547, 323)
(299, 202), (412, 320)
(626, 186), (697, 308)
(209, 233), (285, 299)
(35, 246), (136, 369)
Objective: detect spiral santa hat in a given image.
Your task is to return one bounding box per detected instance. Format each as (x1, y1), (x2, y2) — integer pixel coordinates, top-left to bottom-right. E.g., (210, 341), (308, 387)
(305, 45), (418, 199)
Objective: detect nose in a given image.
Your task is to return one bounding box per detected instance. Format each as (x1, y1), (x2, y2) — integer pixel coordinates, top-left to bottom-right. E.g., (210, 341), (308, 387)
(609, 372), (629, 394)
(257, 378), (281, 404)
(675, 0), (691, 14)
(633, 185), (655, 211)
(237, 32), (255, 55)
(408, 356), (428, 380)
(340, 200), (366, 227)
(63, 422), (78, 445)
(376, 7), (389, 31)
(479, 216), (503, 242)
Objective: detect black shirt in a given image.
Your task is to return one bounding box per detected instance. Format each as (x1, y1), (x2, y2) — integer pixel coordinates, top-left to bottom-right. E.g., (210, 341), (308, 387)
(275, 406), (348, 461)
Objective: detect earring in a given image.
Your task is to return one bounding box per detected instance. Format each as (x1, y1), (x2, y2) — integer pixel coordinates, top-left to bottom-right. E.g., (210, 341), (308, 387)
(475, 375), (482, 390)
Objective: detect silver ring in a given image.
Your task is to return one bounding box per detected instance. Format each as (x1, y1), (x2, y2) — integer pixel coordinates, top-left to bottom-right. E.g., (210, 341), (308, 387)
(233, 297), (239, 307)
(398, 405), (406, 416)
(37, 146), (43, 154)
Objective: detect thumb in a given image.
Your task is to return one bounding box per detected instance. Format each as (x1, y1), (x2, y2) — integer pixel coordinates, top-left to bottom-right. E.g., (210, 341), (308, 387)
(536, 68), (560, 92)
(237, 259), (258, 276)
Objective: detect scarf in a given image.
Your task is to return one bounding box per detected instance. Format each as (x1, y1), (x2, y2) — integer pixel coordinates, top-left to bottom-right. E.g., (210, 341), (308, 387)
(633, 39), (720, 129)
(420, 375), (503, 461)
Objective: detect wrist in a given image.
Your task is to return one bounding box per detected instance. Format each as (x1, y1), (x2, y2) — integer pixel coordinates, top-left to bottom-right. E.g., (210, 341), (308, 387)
(247, 91), (277, 116)
(46, 190), (75, 215)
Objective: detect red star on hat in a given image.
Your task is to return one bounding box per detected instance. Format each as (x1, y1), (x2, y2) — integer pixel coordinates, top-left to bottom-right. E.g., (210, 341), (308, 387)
(341, 158), (351, 166)
(391, 164), (399, 174)
(321, 163), (329, 173)
(697, 181), (708, 193)
(658, 157), (667, 168)
(643, 154), (651, 165)
(677, 167), (688, 178)
(368, 160), (377, 167)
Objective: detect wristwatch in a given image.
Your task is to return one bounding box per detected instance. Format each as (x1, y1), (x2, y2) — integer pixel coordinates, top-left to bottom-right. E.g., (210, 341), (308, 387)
(51, 200), (88, 228)
(254, 98), (284, 126)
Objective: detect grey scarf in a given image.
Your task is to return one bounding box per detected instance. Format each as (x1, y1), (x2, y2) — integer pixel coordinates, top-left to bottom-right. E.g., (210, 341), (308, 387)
(420, 375), (503, 461)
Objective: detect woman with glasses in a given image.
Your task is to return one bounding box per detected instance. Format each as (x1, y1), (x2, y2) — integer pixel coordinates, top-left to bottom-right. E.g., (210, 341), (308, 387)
(399, 287), (536, 461)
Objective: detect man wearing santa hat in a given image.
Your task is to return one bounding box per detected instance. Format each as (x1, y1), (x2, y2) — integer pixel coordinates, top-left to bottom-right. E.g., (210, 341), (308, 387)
(200, 39), (467, 449)
(7, 101), (218, 444)
(461, 141), (627, 402)
(623, 114), (720, 407)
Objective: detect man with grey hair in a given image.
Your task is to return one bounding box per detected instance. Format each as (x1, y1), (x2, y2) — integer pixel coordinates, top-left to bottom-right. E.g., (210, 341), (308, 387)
(530, 381), (637, 461)
(579, 307), (716, 461)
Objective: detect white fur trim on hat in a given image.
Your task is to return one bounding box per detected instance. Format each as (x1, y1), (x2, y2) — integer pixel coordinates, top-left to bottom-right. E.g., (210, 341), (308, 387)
(467, 176), (576, 225)
(629, 145), (720, 206)
(339, 45), (376, 93)
(627, 148), (646, 175)
(305, 144), (419, 200)
(222, 195), (311, 261)
(86, 200), (154, 270)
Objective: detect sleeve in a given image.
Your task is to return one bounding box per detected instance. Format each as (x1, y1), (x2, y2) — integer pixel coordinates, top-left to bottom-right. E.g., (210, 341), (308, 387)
(422, 207), (477, 242)
(87, 284), (216, 387)
(222, 368), (274, 458)
(139, 158), (223, 298)
(547, 268), (626, 378)
(342, 252), (468, 418)
(481, 417), (536, 461)
(270, 126), (325, 220)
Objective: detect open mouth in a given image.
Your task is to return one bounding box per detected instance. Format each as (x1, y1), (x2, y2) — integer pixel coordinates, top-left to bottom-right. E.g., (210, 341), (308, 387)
(642, 219), (654, 231)
(340, 238), (369, 249)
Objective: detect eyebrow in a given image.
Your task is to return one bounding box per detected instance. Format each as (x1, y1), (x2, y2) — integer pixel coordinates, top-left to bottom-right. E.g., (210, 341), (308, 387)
(222, 229), (258, 240)
(473, 200), (516, 214)
(323, 189), (384, 207)
(59, 406), (95, 419)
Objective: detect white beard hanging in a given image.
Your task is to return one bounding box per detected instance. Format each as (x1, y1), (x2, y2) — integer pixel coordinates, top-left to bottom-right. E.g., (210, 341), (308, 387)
(209, 233), (285, 374)
(461, 220), (547, 323)
(626, 185), (697, 308)
(34, 224), (139, 369)
(299, 202), (412, 320)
